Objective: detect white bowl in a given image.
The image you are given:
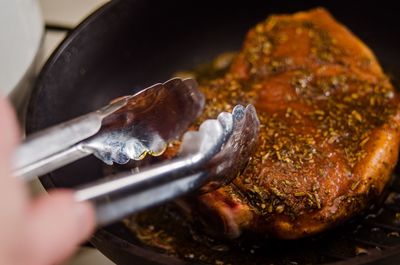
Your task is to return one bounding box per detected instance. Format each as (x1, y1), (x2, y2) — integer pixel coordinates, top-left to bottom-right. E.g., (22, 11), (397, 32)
(0, 0), (43, 96)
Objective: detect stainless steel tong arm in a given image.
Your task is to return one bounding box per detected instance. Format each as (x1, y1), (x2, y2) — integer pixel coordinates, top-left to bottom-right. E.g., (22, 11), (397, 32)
(72, 104), (260, 227)
(74, 111), (229, 210)
(13, 100), (128, 181)
(74, 154), (204, 202)
(73, 119), (226, 226)
(13, 78), (205, 181)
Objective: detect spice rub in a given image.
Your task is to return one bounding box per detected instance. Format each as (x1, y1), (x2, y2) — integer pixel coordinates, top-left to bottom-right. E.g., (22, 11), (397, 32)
(188, 8), (400, 239)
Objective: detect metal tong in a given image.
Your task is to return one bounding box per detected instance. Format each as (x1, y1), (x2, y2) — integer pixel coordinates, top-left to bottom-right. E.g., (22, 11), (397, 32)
(75, 104), (259, 226)
(13, 77), (260, 226)
(13, 78), (204, 181)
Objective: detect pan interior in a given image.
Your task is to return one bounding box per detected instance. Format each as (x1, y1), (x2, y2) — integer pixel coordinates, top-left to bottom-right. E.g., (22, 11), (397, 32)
(27, 0), (400, 264)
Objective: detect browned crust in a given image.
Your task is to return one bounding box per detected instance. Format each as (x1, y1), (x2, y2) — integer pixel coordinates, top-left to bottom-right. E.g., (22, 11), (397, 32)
(192, 8), (400, 239)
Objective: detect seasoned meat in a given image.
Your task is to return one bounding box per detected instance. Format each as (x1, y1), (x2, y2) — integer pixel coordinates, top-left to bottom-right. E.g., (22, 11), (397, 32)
(184, 8), (400, 239)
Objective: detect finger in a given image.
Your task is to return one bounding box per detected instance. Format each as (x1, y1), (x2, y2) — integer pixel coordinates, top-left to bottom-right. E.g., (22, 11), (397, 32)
(0, 95), (27, 233)
(0, 95), (20, 173)
(26, 190), (95, 265)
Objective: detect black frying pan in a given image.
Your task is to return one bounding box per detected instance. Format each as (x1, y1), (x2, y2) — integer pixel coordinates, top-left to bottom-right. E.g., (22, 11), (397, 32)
(27, 0), (400, 264)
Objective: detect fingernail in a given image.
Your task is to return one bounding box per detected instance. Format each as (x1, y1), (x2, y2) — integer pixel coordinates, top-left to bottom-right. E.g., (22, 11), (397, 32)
(74, 201), (95, 240)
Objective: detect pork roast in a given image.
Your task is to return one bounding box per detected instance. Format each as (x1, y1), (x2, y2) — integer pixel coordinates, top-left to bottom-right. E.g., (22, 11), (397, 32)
(184, 8), (400, 239)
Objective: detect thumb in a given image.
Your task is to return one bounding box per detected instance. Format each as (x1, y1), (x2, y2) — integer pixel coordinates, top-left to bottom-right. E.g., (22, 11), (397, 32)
(26, 190), (95, 265)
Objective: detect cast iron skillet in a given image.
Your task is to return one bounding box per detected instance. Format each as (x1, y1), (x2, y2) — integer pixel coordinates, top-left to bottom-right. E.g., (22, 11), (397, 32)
(27, 0), (400, 264)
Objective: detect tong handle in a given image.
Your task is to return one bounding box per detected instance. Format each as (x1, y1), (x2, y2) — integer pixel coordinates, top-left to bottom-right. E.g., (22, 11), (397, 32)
(14, 113), (102, 170)
(15, 145), (92, 181)
(73, 154), (205, 226)
(14, 99), (128, 180)
(92, 172), (205, 226)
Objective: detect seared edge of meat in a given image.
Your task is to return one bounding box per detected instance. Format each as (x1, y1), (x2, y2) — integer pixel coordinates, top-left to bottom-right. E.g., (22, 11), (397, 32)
(186, 8), (400, 239)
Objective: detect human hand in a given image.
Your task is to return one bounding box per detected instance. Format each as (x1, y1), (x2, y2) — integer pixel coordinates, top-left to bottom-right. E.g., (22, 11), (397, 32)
(0, 96), (95, 265)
